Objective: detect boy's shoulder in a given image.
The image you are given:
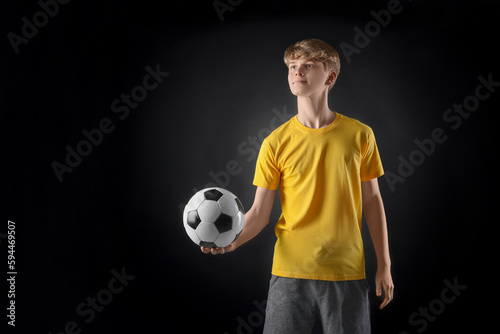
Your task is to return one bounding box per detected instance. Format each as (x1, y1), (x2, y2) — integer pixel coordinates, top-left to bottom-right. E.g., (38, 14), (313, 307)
(263, 116), (296, 144)
(338, 113), (375, 134)
(272, 115), (296, 133)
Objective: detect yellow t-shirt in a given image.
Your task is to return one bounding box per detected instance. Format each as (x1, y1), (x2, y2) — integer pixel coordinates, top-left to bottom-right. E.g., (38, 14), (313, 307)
(253, 112), (384, 281)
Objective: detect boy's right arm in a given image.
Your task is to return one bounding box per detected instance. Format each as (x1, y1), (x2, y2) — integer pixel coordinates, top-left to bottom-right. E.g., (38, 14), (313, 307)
(201, 186), (275, 255)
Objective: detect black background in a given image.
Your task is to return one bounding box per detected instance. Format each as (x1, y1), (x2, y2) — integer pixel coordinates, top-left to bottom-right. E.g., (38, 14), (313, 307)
(3, 0), (499, 333)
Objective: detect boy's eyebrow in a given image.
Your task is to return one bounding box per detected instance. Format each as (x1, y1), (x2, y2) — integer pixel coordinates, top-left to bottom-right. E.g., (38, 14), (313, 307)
(289, 59), (316, 64)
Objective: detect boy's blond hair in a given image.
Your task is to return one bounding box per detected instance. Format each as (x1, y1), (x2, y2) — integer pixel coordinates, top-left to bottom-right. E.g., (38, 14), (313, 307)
(284, 38), (340, 89)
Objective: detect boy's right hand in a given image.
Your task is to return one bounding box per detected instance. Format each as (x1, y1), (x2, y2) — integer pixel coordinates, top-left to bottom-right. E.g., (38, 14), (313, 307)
(200, 244), (235, 255)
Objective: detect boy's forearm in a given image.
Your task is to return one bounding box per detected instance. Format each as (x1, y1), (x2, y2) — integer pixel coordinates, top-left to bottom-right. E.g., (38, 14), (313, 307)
(364, 194), (391, 267)
(233, 208), (270, 249)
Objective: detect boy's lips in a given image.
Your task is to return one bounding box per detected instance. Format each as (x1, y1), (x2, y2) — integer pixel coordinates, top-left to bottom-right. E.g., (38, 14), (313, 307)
(294, 79), (307, 84)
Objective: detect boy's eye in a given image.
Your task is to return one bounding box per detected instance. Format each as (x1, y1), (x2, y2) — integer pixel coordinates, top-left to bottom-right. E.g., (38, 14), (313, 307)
(290, 64), (313, 70)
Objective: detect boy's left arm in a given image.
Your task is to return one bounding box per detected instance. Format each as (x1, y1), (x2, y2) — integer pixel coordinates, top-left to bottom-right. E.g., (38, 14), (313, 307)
(361, 178), (394, 309)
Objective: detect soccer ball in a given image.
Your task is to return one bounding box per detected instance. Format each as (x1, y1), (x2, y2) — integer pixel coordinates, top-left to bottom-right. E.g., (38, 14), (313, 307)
(183, 187), (245, 248)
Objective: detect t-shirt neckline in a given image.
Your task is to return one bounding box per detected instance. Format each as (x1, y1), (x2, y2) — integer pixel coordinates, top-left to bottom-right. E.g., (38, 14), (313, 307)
(292, 112), (342, 134)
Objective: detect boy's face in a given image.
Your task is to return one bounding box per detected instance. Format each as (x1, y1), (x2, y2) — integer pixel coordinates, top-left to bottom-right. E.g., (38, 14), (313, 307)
(287, 58), (335, 97)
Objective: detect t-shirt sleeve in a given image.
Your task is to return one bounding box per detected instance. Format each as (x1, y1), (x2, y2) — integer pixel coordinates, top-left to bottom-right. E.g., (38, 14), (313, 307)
(253, 139), (280, 190)
(360, 128), (384, 181)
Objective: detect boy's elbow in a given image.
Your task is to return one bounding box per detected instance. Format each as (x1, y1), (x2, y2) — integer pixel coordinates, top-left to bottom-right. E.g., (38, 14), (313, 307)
(362, 192), (384, 214)
(255, 208), (271, 225)
(247, 206), (271, 228)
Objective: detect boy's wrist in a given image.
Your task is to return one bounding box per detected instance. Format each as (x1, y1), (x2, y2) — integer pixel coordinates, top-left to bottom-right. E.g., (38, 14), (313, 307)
(377, 259), (391, 270)
(231, 239), (242, 251)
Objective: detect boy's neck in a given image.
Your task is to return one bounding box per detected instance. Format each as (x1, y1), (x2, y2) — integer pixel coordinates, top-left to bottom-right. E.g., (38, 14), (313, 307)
(296, 92), (335, 129)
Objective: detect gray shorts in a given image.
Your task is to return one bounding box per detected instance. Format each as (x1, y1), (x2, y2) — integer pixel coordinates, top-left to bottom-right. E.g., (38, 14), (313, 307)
(263, 275), (371, 334)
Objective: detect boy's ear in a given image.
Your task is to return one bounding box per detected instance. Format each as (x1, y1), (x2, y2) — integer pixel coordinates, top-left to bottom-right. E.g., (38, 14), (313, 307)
(325, 70), (337, 86)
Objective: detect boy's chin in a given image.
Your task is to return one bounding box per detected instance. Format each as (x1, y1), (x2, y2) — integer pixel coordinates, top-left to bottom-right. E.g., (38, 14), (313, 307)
(291, 91), (312, 97)
(290, 88), (309, 96)
(290, 87), (324, 97)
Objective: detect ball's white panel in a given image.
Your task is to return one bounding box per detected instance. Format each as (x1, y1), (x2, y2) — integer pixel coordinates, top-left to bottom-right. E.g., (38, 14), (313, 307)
(217, 194), (239, 217)
(215, 230), (236, 248)
(196, 222), (219, 242)
(231, 211), (245, 234)
(185, 225), (201, 245)
(197, 201), (221, 223)
(186, 191), (206, 210)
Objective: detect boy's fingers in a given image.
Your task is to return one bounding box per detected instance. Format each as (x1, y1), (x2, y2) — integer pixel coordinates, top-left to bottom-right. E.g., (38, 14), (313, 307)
(201, 246), (219, 254)
(210, 247), (226, 255)
(380, 293), (392, 309)
(201, 245), (231, 255)
(380, 297), (389, 309)
(379, 283), (394, 309)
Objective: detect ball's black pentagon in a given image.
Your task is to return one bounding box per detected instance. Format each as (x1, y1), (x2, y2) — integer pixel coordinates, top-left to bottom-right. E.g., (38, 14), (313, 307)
(186, 210), (201, 229)
(214, 213), (233, 233)
(204, 189), (223, 201)
(199, 241), (217, 249)
(235, 197), (245, 213)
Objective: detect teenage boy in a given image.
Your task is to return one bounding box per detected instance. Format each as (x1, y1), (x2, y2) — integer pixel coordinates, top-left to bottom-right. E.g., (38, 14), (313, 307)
(201, 38), (394, 333)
